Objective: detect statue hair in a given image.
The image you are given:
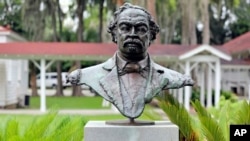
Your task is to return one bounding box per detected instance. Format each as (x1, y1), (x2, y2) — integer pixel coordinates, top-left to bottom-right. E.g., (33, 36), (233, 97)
(107, 3), (160, 43)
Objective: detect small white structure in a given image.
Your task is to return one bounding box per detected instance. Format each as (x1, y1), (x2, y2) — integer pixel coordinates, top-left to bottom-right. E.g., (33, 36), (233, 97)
(0, 26), (28, 108)
(219, 32), (250, 97)
(168, 44), (231, 109)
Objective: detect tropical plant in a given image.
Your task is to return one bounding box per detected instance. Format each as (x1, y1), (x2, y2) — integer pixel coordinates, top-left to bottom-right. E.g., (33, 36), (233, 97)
(159, 94), (200, 141)
(0, 112), (86, 141)
(160, 92), (250, 141)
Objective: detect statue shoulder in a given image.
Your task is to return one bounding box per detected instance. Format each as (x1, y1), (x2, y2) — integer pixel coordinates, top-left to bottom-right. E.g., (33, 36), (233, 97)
(67, 60), (110, 85)
(152, 63), (194, 89)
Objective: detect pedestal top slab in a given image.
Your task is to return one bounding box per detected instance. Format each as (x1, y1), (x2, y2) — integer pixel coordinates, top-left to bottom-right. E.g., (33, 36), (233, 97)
(84, 121), (179, 141)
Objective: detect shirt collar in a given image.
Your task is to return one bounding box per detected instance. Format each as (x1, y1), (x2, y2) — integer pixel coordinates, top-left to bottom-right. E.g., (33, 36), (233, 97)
(116, 52), (148, 69)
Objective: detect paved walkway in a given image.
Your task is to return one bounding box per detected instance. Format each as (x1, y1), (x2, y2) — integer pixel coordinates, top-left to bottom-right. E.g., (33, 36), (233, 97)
(0, 108), (168, 119)
(0, 109), (119, 115)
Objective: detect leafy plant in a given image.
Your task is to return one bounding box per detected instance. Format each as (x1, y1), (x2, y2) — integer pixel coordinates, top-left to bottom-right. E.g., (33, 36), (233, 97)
(160, 92), (250, 141)
(0, 111), (86, 141)
(159, 94), (200, 141)
(192, 100), (226, 141)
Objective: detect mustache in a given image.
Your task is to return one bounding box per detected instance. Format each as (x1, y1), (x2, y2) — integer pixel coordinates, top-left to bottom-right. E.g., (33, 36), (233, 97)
(123, 38), (143, 48)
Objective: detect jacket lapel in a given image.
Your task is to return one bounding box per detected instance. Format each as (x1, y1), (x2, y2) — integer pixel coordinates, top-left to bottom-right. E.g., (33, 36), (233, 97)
(99, 54), (124, 110)
(144, 58), (166, 102)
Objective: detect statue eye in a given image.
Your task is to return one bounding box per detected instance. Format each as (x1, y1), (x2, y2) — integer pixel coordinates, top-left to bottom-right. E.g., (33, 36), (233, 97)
(119, 24), (130, 33)
(136, 26), (148, 34)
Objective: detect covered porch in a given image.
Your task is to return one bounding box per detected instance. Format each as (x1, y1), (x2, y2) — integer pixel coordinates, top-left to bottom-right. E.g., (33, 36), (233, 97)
(0, 42), (231, 111)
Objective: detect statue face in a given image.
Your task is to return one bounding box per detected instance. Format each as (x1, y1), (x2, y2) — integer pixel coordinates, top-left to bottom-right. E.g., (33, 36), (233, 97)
(116, 9), (150, 61)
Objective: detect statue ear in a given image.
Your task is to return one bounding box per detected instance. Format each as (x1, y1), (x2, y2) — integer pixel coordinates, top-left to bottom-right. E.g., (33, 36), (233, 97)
(113, 31), (118, 43)
(113, 35), (117, 43)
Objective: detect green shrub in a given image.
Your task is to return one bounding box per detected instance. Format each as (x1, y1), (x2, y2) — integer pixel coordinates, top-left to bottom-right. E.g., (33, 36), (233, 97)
(0, 112), (86, 141)
(190, 88), (238, 105)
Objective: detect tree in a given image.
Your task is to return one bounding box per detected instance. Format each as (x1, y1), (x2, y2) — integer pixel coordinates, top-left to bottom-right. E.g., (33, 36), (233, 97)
(199, 0), (240, 44)
(71, 0), (86, 96)
(43, 0), (65, 96)
(98, 0), (104, 42)
(199, 0), (209, 44)
(22, 0), (46, 96)
(0, 0), (26, 36)
(180, 0), (197, 45)
(156, 0), (179, 44)
(229, 0), (250, 39)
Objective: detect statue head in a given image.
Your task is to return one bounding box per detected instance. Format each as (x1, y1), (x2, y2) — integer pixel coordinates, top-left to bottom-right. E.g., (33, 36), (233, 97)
(107, 3), (160, 61)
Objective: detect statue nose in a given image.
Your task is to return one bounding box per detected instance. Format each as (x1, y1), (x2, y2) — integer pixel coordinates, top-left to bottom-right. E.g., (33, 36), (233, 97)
(128, 27), (137, 37)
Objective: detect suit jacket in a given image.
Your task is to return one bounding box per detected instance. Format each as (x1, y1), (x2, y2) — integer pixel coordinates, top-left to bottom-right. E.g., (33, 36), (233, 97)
(68, 53), (193, 118)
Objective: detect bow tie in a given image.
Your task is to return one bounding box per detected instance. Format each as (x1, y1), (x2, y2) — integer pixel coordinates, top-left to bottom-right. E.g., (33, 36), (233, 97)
(118, 62), (149, 78)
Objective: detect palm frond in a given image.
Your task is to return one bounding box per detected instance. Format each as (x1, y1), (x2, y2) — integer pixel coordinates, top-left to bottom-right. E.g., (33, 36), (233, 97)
(199, 116), (226, 141)
(192, 100), (226, 141)
(218, 101), (231, 141)
(160, 94), (200, 141)
(23, 111), (57, 140)
(192, 100), (211, 118)
(232, 100), (250, 124)
(5, 119), (19, 141)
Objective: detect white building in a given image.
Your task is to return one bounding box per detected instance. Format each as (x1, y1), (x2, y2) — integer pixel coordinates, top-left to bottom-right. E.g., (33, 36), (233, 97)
(220, 31), (250, 97)
(0, 26), (29, 108)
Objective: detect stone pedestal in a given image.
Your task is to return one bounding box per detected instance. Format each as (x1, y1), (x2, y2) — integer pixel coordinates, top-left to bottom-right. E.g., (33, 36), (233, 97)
(84, 121), (179, 141)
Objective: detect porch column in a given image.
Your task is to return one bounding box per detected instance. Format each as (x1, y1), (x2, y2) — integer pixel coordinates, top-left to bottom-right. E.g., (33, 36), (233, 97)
(173, 89), (178, 99)
(178, 88), (183, 104)
(215, 59), (221, 108)
(40, 59), (46, 112)
(206, 64), (212, 107)
(248, 84), (250, 102)
(184, 61), (191, 110)
(200, 64), (205, 106)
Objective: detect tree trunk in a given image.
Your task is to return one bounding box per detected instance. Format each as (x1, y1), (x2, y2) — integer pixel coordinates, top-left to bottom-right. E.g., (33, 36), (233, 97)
(146, 0), (160, 44)
(189, 0), (197, 45)
(55, 61), (64, 96)
(30, 62), (38, 96)
(72, 61), (82, 96)
(181, 0), (197, 45)
(54, 0), (64, 96)
(180, 0), (189, 45)
(116, 0), (124, 7)
(23, 0), (45, 97)
(202, 0), (210, 44)
(132, 0), (147, 7)
(98, 0), (104, 43)
(72, 0), (86, 96)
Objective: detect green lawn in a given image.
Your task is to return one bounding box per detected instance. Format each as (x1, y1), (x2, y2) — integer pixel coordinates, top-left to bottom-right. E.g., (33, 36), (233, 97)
(29, 96), (109, 109)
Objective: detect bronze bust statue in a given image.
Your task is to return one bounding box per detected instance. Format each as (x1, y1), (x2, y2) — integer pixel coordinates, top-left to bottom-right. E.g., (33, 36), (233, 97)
(67, 3), (193, 121)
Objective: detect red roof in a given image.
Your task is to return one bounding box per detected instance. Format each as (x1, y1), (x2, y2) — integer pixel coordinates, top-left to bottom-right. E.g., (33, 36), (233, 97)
(221, 31), (250, 54)
(0, 42), (117, 56)
(221, 58), (250, 65)
(0, 26), (11, 32)
(0, 42), (195, 60)
(148, 44), (197, 56)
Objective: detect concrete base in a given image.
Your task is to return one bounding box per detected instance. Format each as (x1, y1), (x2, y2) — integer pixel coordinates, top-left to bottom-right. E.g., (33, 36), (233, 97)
(84, 121), (179, 141)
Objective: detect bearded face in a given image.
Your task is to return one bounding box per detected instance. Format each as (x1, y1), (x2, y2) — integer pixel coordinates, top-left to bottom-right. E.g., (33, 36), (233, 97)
(116, 9), (151, 61)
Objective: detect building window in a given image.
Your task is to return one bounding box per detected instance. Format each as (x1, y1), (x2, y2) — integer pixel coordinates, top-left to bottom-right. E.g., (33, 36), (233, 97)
(231, 87), (237, 94)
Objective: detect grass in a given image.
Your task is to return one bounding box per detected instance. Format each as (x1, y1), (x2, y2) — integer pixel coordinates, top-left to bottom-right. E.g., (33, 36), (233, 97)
(29, 96), (109, 109)
(4, 96), (163, 128)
